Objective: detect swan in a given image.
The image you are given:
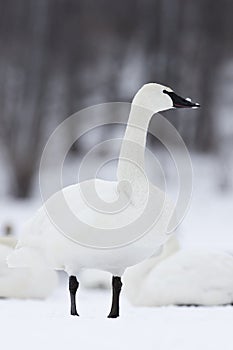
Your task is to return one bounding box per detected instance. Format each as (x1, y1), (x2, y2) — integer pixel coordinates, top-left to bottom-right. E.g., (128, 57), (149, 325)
(123, 235), (179, 304)
(0, 236), (58, 299)
(8, 83), (199, 317)
(80, 235), (179, 290)
(124, 248), (233, 306)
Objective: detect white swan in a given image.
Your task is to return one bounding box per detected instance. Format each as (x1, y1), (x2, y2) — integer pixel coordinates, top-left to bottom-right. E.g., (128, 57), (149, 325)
(123, 235), (179, 304)
(80, 236), (179, 290)
(124, 248), (233, 306)
(0, 236), (58, 299)
(8, 83), (199, 317)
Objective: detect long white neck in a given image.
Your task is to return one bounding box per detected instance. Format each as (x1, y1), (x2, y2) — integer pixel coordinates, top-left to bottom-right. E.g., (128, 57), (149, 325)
(116, 84), (172, 205)
(117, 104), (153, 183)
(116, 99), (158, 208)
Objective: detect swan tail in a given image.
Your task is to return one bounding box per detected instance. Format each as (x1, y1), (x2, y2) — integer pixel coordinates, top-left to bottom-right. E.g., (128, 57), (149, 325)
(7, 247), (47, 269)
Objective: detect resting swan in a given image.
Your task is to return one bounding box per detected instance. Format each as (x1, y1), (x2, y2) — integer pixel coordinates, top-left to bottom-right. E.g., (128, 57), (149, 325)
(0, 236), (58, 299)
(124, 247), (233, 306)
(123, 235), (179, 304)
(8, 83), (199, 318)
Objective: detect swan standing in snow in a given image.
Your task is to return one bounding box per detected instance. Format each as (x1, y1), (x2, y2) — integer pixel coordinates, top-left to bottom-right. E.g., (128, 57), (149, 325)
(124, 247), (233, 306)
(8, 83), (199, 318)
(0, 236), (58, 299)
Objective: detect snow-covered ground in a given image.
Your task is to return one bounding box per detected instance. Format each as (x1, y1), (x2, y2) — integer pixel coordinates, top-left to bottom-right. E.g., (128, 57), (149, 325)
(2, 277), (233, 350)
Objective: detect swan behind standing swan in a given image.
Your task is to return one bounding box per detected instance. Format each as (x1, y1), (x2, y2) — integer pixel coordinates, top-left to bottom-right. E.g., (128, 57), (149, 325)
(0, 236), (57, 299)
(8, 83), (199, 317)
(123, 235), (179, 304)
(124, 247), (233, 306)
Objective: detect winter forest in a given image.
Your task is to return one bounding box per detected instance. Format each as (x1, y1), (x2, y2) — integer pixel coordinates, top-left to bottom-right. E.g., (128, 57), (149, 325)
(0, 0), (233, 198)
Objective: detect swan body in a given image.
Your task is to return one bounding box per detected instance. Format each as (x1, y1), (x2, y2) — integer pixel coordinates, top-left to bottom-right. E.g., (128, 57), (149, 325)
(8, 179), (173, 276)
(124, 248), (233, 306)
(0, 236), (57, 299)
(81, 236), (179, 290)
(8, 83), (199, 317)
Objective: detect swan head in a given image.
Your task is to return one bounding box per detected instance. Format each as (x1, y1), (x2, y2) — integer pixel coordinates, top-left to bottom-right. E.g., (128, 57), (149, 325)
(133, 83), (200, 113)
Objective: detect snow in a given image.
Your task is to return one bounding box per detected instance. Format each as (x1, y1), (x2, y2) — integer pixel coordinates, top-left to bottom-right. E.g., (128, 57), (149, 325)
(0, 199), (40, 236)
(180, 154), (233, 252)
(1, 282), (233, 350)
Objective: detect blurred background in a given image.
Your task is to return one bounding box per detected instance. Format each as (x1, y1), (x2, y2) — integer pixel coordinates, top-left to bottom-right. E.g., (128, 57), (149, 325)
(0, 0), (232, 249)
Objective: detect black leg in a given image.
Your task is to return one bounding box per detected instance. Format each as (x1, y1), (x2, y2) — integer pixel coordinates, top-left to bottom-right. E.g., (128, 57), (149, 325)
(69, 275), (79, 316)
(108, 276), (122, 318)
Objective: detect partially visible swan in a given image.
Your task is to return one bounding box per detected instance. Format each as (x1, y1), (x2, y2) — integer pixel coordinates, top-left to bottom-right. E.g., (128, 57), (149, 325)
(8, 83), (199, 317)
(0, 236), (58, 299)
(124, 248), (233, 306)
(123, 235), (179, 304)
(80, 269), (111, 290)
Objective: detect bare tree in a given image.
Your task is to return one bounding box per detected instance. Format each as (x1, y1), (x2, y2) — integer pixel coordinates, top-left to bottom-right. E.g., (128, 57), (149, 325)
(0, 0), (233, 197)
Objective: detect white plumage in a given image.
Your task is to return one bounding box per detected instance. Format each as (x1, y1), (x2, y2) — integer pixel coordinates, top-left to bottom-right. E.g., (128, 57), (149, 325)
(81, 236), (179, 290)
(8, 83), (180, 277)
(7, 83), (199, 317)
(124, 247), (233, 306)
(8, 179), (173, 277)
(0, 236), (58, 299)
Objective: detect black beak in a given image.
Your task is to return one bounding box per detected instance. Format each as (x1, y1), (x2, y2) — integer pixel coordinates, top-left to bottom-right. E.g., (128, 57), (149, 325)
(163, 90), (200, 109)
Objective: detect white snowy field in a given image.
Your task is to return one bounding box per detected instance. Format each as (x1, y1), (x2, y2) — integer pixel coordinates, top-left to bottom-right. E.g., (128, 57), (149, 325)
(1, 281), (233, 350)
